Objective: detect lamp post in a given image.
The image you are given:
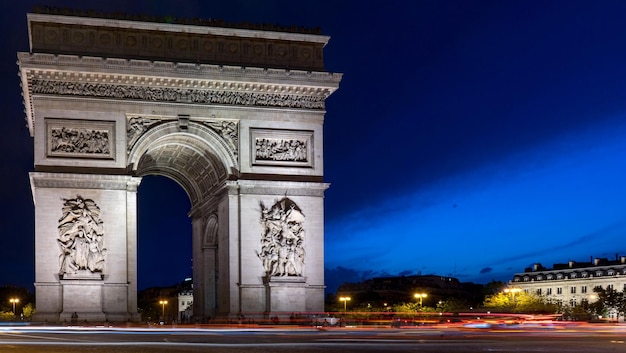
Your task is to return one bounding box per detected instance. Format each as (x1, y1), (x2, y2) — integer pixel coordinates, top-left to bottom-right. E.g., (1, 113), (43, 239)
(339, 296), (351, 312)
(9, 298), (19, 315)
(414, 293), (427, 308)
(159, 300), (168, 321)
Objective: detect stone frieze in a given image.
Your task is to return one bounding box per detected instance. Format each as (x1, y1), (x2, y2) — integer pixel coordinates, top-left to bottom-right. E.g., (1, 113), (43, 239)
(30, 79), (327, 110)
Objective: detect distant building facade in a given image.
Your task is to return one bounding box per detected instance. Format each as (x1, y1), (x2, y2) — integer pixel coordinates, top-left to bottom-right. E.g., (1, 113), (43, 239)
(511, 256), (626, 320)
(178, 277), (193, 323)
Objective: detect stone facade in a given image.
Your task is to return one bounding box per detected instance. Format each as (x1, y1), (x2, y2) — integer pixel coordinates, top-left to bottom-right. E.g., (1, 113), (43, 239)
(512, 257), (626, 321)
(19, 12), (341, 322)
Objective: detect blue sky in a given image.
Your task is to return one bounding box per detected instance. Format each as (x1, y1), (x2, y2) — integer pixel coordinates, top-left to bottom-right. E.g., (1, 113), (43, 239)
(2, 0), (626, 294)
(325, 119), (626, 287)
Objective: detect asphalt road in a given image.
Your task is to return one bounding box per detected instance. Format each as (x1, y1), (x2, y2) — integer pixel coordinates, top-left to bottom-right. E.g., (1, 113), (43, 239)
(0, 324), (625, 352)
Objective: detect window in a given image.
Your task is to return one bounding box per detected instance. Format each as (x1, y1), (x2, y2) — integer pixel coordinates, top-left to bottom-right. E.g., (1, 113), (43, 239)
(537, 288), (542, 295)
(536, 275), (543, 281)
(570, 298), (576, 307)
(608, 284), (614, 290)
(581, 286), (587, 294)
(557, 287), (562, 295)
(557, 273), (563, 279)
(546, 288), (552, 295)
(596, 270), (603, 277)
(570, 287), (576, 294)
(581, 272), (588, 278)
(570, 272), (577, 279)
(547, 274), (554, 280)
(608, 269), (615, 276)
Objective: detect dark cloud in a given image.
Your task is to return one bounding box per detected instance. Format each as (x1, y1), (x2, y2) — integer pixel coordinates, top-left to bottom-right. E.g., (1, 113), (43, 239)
(480, 267), (493, 274)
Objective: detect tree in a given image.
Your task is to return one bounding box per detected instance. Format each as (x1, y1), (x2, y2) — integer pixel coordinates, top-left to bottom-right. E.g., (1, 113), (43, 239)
(483, 290), (556, 313)
(21, 303), (35, 320)
(589, 286), (625, 321)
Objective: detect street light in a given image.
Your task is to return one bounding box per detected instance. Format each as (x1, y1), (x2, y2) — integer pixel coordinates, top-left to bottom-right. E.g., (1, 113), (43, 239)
(414, 293), (427, 308)
(159, 300), (168, 321)
(339, 296), (351, 312)
(9, 298), (19, 315)
(504, 287), (521, 304)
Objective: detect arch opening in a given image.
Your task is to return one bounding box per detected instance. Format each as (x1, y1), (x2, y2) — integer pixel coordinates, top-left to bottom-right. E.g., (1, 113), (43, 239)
(137, 175), (192, 291)
(132, 129), (231, 322)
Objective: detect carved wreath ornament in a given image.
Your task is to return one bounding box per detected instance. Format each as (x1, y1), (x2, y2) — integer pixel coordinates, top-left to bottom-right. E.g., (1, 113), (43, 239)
(57, 195), (106, 276)
(257, 198), (305, 278)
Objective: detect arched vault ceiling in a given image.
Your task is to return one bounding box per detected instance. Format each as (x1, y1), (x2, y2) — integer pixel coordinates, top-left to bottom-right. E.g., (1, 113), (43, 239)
(135, 137), (228, 205)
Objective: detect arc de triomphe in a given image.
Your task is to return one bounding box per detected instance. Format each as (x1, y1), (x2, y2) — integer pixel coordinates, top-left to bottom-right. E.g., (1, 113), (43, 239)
(18, 11), (341, 322)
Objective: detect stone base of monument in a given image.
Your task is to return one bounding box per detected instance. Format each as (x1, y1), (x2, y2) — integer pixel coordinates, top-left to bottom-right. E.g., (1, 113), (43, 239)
(60, 276), (106, 323)
(266, 276), (307, 318)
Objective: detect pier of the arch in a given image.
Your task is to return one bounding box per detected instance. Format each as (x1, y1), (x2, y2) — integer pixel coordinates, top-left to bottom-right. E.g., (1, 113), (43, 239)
(19, 11), (341, 322)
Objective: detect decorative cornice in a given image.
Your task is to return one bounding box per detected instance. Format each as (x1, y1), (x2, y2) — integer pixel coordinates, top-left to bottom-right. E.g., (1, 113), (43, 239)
(29, 172), (142, 191)
(237, 180), (329, 197)
(18, 53), (341, 87)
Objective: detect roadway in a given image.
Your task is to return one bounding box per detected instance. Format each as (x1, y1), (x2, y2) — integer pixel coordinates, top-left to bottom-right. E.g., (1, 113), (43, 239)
(0, 323), (624, 352)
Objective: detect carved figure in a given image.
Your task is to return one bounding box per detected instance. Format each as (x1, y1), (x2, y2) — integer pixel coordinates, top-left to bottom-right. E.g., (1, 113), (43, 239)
(50, 127), (110, 155)
(31, 79), (327, 110)
(57, 195), (106, 275)
(257, 198), (305, 278)
(255, 138), (307, 162)
(126, 116), (160, 151)
(206, 120), (239, 155)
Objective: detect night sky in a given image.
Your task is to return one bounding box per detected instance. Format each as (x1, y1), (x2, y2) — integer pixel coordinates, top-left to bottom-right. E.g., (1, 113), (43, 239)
(2, 0), (626, 294)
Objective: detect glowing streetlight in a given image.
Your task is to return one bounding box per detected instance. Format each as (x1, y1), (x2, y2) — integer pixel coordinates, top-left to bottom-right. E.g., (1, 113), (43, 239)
(414, 293), (427, 308)
(159, 300), (168, 320)
(504, 287), (521, 304)
(339, 296), (351, 312)
(9, 298), (19, 315)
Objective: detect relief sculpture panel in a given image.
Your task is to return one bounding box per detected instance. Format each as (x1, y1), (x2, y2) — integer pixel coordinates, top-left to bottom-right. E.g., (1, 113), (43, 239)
(46, 118), (114, 159)
(257, 197), (305, 278)
(251, 129), (312, 167)
(57, 195), (106, 278)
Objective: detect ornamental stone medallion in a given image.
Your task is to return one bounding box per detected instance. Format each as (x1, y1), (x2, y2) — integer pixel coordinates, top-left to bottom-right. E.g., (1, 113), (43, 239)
(19, 9), (341, 322)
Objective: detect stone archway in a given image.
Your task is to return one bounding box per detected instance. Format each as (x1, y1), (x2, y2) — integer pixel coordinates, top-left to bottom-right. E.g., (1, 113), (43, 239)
(19, 10), (341, 322)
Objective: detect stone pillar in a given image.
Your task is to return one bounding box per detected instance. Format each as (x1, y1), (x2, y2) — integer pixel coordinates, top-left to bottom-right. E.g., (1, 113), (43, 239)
(30, 172), (141, 323)
(125, 179), (141, 322)
(202, 245), (217, 319)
